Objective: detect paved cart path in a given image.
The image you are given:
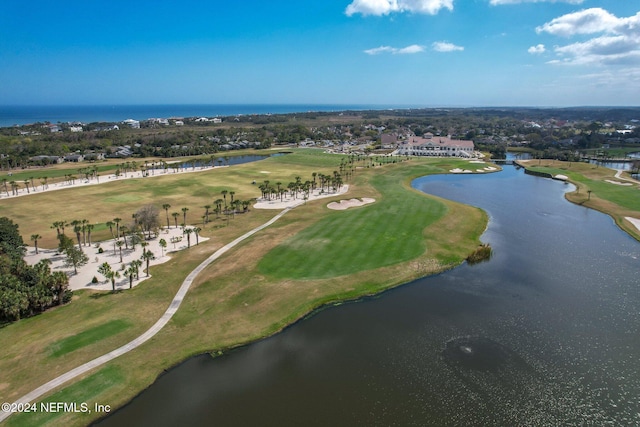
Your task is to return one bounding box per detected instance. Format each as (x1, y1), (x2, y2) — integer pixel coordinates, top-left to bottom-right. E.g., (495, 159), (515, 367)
(0, 207), (292, 423)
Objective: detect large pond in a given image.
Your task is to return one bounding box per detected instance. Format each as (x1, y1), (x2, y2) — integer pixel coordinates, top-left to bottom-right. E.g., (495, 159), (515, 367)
(97, 166), (640, 426)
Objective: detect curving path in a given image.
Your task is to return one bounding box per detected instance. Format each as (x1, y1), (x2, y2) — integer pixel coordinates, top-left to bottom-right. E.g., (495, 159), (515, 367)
(0, 207), (292, 423)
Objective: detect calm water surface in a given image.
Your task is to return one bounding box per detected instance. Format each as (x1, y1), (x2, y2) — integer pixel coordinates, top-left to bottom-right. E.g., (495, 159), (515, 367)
(98, 166), (640, 426)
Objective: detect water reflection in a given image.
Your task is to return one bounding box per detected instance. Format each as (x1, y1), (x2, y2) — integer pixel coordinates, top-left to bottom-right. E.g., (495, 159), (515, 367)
(98, 166), (640, 427)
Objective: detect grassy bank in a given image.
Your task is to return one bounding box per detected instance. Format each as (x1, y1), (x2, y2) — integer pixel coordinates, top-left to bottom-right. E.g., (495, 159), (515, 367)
(1, 152), (488, 426)
(519, 159), (640, 241)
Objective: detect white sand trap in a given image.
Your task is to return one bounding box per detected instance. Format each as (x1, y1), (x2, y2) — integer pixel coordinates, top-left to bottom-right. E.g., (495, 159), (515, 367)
(554, 174), (568, 181)
(626, 217), (640, 232)
(259, 170), (271, 174)
(469, 160), (485, 164)
(484, 166), (498, 171)
(450, 168), (463, 173)
(327, 198), (376, 210)
(605, 180), (632, 186)
(476, 169), (486, 173)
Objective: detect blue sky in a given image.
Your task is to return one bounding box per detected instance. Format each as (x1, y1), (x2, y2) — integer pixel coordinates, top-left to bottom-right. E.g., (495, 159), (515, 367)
(1, 0), (638, 107)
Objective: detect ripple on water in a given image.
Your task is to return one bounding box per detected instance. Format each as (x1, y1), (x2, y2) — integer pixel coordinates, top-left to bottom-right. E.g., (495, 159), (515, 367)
(442, 336), (531, 373)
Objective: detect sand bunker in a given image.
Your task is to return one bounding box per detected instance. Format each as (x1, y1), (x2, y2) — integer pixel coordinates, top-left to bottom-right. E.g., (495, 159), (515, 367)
(450, 168), (473, 173)
(605, 180), (632, 186)
(327, 198), (376, 210)
(626, 217), (640, 233)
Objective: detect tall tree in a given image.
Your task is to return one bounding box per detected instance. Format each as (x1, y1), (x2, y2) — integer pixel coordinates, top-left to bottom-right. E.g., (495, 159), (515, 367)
(98, 262), (120, 292)
(135, 204), (160, 239)
(30, 234), (42, 254)
(162, 203), (171, 228)
(181, 207), (189, 225)
(183, 227), (193, 248)
(63, 246), (88, 275)
(141, 249), (155, 277)
(159, 238), (167, 257)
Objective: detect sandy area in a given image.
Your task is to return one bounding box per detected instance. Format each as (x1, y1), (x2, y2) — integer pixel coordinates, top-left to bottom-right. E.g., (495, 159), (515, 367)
(24, 226), (207, 292)
(253, 185), (349, 209)
(605, 179), (633, 186)
(625, 217), (640, 233)
(327, 197), (376, 210)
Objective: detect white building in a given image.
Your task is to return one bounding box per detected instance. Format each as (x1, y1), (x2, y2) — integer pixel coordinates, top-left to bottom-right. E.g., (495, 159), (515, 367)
(122, 119), (140, 129)
(397, 134), (475, 158)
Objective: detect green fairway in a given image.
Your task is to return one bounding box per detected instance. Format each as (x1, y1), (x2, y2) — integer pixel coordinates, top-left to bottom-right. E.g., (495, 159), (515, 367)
(46, 319), (132, 358)
(6, 365), (124, 427)
(259, 172), (447, 279)
(0, 151), (490, 426)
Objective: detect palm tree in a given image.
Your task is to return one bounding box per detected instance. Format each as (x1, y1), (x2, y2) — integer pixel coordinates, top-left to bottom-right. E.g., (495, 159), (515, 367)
(193, 227), (201, 245)
(72, 223), (83, 250)
(183, 227), (193, 248)
(221, 190), (228, 207)
(124, 265), (136, 289)
(141, 249), (155, 277)
(30, 234), (42, 254)
(229, 191), (235, 204)
(51, 221), (63, 236)
(159, 238), (167, 257)
(1, 178), (8, 196)
(106, 221), (115, 238)
(131, 259), (142, 280)
(162, 203), (171, 228)
(81, 219), (88, 246)
(23, 179), (30, 194)
(116, 240), (125, 262)
(86, 224), (94, 246)
(113, 217), (122, 239)
(172, 212), (179, 228)
(203, 205), (211, 223)
(98, 262), (120, 292)
(120, 226), (129, 249)
(181, 207), (189, 225)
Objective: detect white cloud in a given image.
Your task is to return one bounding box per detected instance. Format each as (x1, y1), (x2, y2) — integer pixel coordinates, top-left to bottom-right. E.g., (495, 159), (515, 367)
(528, 44), (546, 54)
(364, 44), (425, 55)
(535, 8), (621, 36)
(346, 0), (453, 16)
(490, 0), (583, 4)
(536, 8), (640, 66)
(432, 41), (464, 52)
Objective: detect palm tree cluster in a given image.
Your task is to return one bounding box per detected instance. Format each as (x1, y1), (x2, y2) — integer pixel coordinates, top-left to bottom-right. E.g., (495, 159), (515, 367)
(257, 170), (344, 203)
(0, 217), (71, 322)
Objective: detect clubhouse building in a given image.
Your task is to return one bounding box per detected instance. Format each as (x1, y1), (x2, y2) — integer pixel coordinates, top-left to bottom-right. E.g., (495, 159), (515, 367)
(396, 133), (475, 158)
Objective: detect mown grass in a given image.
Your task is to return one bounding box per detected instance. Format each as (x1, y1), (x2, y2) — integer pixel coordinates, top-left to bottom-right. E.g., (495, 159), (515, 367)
(259, 169), (447, 279)
(0, 151), (489, 426)
(0, 149), (344, 248)
(46, 319), (132, 358)
(521, 159), (640, 240)
(6, 365), (124, 427)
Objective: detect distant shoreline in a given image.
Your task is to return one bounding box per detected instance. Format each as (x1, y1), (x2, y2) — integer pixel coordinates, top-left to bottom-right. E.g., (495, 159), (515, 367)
(0, 104), (418, 127)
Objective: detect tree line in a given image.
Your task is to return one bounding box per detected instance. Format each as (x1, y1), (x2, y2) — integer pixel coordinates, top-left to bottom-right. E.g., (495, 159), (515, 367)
(0, 217), (71, 323)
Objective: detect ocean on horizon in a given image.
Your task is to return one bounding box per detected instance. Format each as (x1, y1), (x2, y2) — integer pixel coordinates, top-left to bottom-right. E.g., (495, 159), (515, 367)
(0, 104), (409, 127)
